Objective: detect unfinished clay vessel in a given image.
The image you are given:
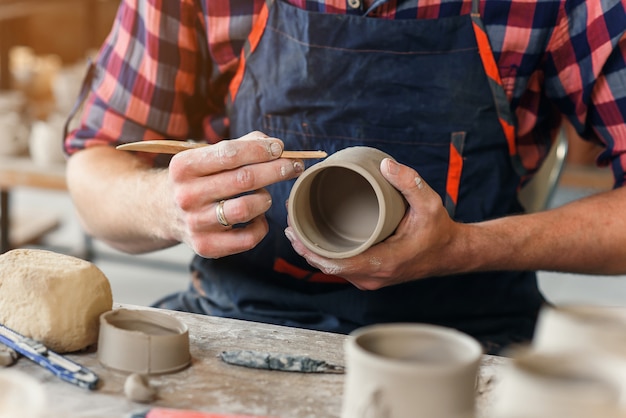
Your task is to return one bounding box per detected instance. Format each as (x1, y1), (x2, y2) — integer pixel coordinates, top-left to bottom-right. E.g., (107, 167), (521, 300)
(532, 305), (626, 407)
(341, 323), (482, 418)
(490, 349), (621, 418)
(533, 305), (626, 353)
(98, 309), (190, 374)
(288, 146), (407, 259)
(0, 369), (46, 418)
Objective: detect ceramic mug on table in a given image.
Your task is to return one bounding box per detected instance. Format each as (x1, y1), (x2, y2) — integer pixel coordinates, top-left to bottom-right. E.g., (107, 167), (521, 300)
(489, 349), (622, 418)
(531, 304), (626, 407)
(341, 323), (483, 418)
(288, 146), (408, 259)
(0, 369), (46, 418)
(533, 304), (626, 353)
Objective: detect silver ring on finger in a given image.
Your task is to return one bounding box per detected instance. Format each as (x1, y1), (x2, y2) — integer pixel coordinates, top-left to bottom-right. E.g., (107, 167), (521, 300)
(215, 200), (231, 227)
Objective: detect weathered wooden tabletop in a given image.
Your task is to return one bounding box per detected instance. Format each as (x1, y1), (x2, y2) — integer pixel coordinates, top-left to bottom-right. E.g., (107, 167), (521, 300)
(8, 304), (507, 418)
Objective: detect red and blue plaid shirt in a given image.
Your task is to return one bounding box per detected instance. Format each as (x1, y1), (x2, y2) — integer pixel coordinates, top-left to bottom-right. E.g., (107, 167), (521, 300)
(65, 0), (626, 186)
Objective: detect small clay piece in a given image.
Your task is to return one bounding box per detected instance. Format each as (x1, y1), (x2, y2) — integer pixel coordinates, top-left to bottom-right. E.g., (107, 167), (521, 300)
(0, 345), (18, 367)
(0, 249), (113, 353)
(124, 373), (157, 403)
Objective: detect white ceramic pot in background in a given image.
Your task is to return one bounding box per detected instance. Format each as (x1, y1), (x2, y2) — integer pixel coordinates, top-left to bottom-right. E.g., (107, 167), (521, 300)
(533, 305), (626, 353)
(0, 90), (29, 157)
(341, 323), (482, 418)
(51, 62), (86, 113)
(28, 113), (67, 166)
(0, 111), (29, 156)
(0, 369), (46, 418)
(489, 349), (621, 418)
(0, 90), (25, 113)
(288, 146), (407, 259)
(532, 305), (626, 408)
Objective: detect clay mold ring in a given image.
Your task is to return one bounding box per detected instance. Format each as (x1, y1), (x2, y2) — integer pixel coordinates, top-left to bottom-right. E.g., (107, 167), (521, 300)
(97, 308), (191, 374)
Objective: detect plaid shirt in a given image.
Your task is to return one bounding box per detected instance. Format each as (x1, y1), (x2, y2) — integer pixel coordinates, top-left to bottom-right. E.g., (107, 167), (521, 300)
(65, 0), (626, 185)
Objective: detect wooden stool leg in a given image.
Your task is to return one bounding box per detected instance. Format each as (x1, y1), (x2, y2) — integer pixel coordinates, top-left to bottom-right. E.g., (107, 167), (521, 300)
(81, 233), (95, 261)
(1, 189), (10, 253)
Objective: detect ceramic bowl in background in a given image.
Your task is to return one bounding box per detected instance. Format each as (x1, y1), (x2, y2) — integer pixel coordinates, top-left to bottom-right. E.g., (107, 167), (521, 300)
(29, 113), (67, 166)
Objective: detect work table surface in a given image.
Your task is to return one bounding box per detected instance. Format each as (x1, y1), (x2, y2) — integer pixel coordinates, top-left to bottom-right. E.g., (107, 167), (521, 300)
(9, 305), (507, 417)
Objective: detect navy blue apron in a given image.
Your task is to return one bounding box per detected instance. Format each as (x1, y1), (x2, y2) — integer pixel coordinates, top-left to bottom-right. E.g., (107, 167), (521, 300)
(156, 0), (545, 354)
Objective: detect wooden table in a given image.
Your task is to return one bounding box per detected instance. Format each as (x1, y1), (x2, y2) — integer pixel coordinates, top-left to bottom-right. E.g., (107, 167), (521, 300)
(7, 305), (507, 418)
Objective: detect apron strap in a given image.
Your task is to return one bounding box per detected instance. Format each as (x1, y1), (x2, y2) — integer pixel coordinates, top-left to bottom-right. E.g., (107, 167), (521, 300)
(472, 0), (480, 15)
(228, 1), (273, 104)
(469, 0), (525, 176)
(362, 0), (391, 16)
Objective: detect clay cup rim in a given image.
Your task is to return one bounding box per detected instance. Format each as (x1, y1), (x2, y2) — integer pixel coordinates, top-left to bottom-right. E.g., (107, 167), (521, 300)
(288, 160), (389, 259)
(97, 308), (191, 374)
(346, 323), (483, 373)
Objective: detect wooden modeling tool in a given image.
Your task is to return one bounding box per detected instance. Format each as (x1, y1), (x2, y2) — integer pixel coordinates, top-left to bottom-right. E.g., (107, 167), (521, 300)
(116, 140), (327, 159)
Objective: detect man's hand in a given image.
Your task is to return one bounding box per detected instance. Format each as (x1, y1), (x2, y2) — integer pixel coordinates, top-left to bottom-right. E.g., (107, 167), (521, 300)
(67, 131), (303, 257)
(167, 132), (304, 258)
(285, 158), (465, 290)
(286, 154), (626, 290)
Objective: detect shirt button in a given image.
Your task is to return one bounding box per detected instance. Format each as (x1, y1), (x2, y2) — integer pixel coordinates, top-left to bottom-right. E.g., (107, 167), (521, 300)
(348, 0), (360, 9)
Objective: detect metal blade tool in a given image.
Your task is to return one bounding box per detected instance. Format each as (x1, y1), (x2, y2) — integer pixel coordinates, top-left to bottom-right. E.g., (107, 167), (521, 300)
(0, 322), (99, 390)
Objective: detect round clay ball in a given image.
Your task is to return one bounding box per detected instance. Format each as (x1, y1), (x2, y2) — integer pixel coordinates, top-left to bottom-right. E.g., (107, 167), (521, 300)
(124, 373), (157, 403)
(0, 249), (113, 353)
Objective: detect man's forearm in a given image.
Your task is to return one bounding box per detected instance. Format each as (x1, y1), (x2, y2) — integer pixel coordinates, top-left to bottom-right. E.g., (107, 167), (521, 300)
(66, 146), (181, 254)
(462, 186), (626, 275)
(288, 159), (626, 290)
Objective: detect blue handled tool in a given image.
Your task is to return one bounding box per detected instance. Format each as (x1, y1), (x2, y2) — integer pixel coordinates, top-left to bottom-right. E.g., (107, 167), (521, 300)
(0, 322), (99, 390)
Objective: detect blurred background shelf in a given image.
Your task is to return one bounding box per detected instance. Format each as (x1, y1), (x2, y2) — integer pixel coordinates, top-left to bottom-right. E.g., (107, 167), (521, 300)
(0, 0), (624, 309)
(0, 0), (118, 88)
(0, 0), (117, 255)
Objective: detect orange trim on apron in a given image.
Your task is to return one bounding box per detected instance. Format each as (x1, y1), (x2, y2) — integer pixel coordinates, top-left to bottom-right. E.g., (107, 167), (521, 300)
(228, 3), (271, 102)
(471, 19), (517, 158)
(445, 131), (466, 215)
(446, 137), (464, 206)
(274, 258), (347, 284)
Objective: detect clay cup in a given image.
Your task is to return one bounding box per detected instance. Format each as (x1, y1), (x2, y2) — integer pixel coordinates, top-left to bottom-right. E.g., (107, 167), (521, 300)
(490, 349), (621, 418)
(288, 146), (407, 259)
(98, 309), (190, 374)
(341, 323), (483, 418)
(532, 305), (626, 407)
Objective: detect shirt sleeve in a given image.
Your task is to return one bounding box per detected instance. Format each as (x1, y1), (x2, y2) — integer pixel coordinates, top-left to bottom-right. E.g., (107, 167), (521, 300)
(64, 0), (213, 158)
(544, 0), (626, 187)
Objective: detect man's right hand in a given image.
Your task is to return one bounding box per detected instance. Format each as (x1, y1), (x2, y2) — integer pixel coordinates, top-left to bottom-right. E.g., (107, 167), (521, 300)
(167, 132), (304, 258)
(66, 131), (303, 257)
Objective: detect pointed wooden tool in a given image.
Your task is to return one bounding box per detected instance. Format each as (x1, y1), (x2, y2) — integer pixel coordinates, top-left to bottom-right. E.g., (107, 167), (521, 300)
(116, 140), (327, 159)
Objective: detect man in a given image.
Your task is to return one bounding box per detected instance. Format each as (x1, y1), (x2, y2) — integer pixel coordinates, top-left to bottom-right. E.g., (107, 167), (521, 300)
(64, 0), (626, 354)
